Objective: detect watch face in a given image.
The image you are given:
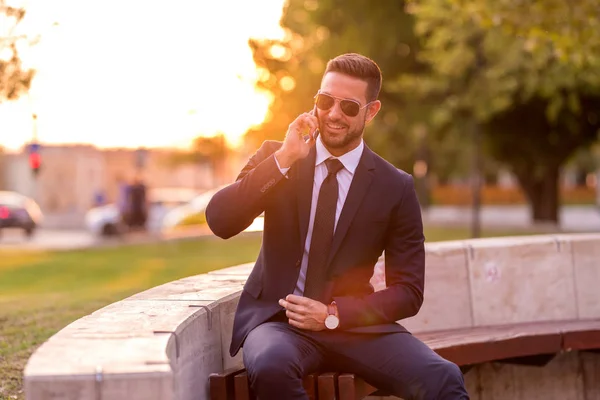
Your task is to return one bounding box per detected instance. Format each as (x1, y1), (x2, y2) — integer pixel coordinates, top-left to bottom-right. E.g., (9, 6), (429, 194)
(325, 315), (339, 330)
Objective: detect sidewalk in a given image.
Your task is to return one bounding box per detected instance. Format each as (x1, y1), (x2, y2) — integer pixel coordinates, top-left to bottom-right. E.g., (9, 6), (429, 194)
(1, 205), (597, 252)
(421, 205), (600, 232)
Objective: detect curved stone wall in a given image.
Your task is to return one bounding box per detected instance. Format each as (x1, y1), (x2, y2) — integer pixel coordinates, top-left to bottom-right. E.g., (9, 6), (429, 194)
(24, 233), (600, 400)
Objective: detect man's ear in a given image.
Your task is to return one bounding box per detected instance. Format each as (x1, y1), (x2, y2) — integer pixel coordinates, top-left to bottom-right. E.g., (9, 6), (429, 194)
(365, 100), (382, 123)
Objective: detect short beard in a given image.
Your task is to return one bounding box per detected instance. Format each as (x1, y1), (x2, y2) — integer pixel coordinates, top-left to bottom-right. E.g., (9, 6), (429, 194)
(320, 116), (366, 150)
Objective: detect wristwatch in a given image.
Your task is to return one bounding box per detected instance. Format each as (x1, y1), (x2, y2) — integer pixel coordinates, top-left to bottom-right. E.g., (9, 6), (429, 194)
(325, 302), (340, 330)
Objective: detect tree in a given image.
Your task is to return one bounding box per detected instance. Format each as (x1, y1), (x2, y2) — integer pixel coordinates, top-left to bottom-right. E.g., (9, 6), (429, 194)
(0, 0), (34, 104)
(404, 0), (600, 223)
(168, 133), (230, 184)
(171, 134), (228, 166)
(246, 0), (471, 179)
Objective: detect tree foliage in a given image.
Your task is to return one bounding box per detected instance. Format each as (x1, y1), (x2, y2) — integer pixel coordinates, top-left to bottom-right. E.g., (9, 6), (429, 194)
(0, 0), (34, 104)
(168, 134), (229, 167)
(247, 0), (600, 222)
(247, 0), (514, 182)
(247, 0), (434, 173)
(404, 0), (600, 123)
(404, 0), (600, 221)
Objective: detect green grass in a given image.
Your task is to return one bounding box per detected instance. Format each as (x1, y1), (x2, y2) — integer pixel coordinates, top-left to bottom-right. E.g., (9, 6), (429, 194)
(0, 233), (262, 400)
(0, 226), (553, 399)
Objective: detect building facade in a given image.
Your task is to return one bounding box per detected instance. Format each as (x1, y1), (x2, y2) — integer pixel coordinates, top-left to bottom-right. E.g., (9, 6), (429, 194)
(0, 145), (247, 229)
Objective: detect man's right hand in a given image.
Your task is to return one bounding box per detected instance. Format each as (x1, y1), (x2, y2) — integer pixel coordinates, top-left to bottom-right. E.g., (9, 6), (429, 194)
(275, 111), (319, 168)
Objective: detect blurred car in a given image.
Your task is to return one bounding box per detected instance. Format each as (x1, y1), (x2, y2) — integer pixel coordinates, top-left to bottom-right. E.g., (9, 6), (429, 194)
(85, 187), (199, 236)
(161, 185), (264, 233)
(160, 185), (225, 231)
(0, 191), (43, 239)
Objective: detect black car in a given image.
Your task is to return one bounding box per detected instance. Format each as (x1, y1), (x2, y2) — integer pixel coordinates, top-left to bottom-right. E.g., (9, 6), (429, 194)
(0, 191), (43, 238)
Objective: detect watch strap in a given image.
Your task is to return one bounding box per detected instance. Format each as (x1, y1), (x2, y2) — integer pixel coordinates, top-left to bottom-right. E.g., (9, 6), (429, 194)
(327, 301), (337, 316)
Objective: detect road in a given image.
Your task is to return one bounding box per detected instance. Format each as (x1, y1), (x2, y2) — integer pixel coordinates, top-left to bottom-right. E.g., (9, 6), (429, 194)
(0, 228), (99, 251)
(1, 205), (598, 251)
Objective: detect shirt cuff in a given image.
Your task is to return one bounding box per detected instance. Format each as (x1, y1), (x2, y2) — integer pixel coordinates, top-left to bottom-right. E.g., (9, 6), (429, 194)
(274, 153), (290, 178)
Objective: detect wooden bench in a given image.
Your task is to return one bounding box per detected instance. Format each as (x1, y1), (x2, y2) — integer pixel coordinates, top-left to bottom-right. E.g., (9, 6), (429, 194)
(209, 319), (600, 400)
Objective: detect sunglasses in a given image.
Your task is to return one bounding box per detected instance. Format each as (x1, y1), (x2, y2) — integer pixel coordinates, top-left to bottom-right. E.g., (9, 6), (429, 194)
(314, 92), (372, 117)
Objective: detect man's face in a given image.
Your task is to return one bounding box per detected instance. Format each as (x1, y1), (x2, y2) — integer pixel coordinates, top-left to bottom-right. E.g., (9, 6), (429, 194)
(316, 72), (381, 156)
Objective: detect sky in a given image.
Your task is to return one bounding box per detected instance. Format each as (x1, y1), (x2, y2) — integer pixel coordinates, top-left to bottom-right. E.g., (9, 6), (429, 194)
(0, 0), (287, 151)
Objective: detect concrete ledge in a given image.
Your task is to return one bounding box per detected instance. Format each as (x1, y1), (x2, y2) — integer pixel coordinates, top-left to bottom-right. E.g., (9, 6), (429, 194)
(24, 234), (600, 400)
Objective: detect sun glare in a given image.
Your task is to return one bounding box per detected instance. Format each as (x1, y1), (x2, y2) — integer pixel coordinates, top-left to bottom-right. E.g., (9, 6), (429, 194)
(0, 0), (287, 151)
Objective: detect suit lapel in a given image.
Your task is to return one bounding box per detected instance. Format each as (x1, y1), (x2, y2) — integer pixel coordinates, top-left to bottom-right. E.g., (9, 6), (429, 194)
(326, 146), (375, 267)
(295, 147), (316, 252)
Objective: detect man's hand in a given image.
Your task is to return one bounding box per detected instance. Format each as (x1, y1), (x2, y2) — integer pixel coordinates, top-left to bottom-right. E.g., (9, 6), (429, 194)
(275, 111), (319, 168)
(278, 294), (328, 331)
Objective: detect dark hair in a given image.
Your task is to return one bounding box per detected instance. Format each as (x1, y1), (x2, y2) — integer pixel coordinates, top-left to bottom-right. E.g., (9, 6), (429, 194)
(324, 53), (382, 102)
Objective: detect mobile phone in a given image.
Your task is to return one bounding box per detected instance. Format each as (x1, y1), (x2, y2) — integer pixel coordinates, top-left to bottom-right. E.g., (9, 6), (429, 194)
(311, 104), (320, 140)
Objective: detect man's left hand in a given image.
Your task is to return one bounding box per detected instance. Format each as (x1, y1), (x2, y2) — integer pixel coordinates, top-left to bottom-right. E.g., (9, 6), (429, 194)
(279, 295), (328, 331)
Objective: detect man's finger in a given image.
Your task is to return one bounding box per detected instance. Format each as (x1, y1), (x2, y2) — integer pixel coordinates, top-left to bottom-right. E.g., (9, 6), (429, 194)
(288, 318), (304, 329)
(285, 310), (304, 322)
(279, 299), (305, 314)
(292, 114), (317, 133)
(285, 294), (310, 305)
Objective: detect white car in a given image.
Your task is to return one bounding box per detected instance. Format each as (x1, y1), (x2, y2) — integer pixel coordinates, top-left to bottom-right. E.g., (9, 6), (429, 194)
(85, 187), (199, 236)
(160, 186), (225, 231)
(161, 185), (264, 233)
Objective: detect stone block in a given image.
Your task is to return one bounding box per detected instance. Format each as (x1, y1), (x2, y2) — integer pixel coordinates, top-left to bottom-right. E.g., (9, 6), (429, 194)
(567, 234), (600, 319)
(403, 240), (473, 332)
(476, 352), (584, 400)
(59, 300), (213, 337)
(173, 302), (223, 400)
(466, 235), (577, 326)
(217, 292), (244, 370)
(24, 300), (222, 400)
(126, 274), (244, 301)
(24, 332), (177, 388)
(209, 262), (254, 276)
(581, 351), (600, 399)
(463, 367), (481, 400)
(25, 370), (174, 400)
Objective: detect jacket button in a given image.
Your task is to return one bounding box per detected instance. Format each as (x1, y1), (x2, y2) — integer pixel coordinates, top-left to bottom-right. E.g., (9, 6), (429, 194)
(295, 260), (301, 267)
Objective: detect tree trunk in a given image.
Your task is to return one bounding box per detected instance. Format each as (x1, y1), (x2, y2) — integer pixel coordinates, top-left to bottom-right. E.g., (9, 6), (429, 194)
(516, 166), (560, 224)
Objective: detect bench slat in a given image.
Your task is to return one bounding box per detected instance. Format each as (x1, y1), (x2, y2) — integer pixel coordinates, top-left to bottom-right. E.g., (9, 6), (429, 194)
(221, 370), (319, 399)
(303, 373), (318, 400)
(436, 332), (562, 366)
(234, 372), (254, 400)
(317, 372), (338, 400)
(563, 329), (600, 351)
(209, 367), (245, 400)
(338, 373), (378, 400)
(416, 321), (583, 366)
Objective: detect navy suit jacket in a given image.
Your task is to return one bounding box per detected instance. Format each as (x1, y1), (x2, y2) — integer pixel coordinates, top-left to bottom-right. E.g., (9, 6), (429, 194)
(206, 140), (425, 357)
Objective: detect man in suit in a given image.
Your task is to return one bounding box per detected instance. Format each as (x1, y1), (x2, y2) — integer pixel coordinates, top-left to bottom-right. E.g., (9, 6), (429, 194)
(206, 53), (469, 400)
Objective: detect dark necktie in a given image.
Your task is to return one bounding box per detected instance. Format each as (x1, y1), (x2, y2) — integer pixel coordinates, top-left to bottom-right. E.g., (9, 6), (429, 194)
(303, 158), (344, 302)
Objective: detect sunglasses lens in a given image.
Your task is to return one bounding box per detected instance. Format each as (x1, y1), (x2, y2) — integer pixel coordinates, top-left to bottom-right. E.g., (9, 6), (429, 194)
(340, 100), (360, 117)
(315, 93), (363, 117)
(316, 94), (335, 110)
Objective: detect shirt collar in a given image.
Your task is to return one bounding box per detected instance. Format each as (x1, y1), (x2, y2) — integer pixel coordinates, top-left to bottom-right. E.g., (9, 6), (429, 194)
(315, 136), (364, 174)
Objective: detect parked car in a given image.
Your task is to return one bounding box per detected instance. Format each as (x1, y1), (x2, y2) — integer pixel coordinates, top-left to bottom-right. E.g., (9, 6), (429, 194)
(160, 185), (226, 230)
(161, 185), (264, 233)
(85, 187), (199, 236)
(0, 191), (43, 239)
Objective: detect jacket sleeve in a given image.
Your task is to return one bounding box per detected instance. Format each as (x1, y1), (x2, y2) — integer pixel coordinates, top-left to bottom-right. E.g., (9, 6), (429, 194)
(333, 175), (425, 329)
(206, 141), (284, 239)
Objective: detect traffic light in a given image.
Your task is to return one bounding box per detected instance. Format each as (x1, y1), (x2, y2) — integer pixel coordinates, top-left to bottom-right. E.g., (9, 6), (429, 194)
(29, 152), (41, 176)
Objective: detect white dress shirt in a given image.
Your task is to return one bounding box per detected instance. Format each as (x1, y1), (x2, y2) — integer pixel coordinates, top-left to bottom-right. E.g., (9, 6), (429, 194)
(275, 137), (365, 296)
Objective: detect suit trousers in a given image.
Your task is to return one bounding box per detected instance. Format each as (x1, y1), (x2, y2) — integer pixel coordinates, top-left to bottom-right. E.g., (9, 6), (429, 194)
(242, 320), (470, 400)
